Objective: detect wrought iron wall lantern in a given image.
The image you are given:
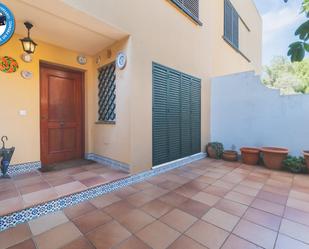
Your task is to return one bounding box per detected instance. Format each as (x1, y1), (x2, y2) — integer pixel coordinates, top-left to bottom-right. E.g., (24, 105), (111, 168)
(20, 21), (37, 54)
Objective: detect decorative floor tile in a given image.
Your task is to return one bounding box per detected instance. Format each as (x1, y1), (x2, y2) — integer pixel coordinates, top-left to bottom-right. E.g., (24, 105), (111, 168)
(280, 218), (309, 244)
(233, 219), (277, 249)
(168, 235), (207, 249)
(251, 198), (285, 216)
(275, 234), (309, 249)
(33, 222), (81, 249)
(28, 211), (68, 236)
(221, 234), (262, 249)
(114, 235), (151, 249)
(136, 221), (180, 249)
(86, 220), (131, 249)
(0, 224), (32, 249)
(141, 199), (173, 219)
(243, 207), (281, 231)
(202, 207), (240, 232)
(72, 210), (112, 234)
(185, 220), (229, 249)
(160, 209), (197, 232)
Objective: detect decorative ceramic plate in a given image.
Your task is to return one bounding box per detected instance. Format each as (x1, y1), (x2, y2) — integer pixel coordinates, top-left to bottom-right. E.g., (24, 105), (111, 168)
(116, 52), (127, 70)
(21, 70), (33, 79)
(21, 53), (32, 63)
(77, 55), (87, 65)
(0, 56), (18, 73)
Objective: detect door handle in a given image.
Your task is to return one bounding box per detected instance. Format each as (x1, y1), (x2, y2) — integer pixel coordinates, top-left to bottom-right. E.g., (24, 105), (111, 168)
(60, 121), (65, 127)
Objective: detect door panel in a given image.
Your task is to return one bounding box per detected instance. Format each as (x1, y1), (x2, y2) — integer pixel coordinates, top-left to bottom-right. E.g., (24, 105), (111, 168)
(40, 64), (84, 165)
(48, 76), (76, 122)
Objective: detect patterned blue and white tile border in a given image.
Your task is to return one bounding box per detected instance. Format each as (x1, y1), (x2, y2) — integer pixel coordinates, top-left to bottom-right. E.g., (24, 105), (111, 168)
(7, 161), (41, 176)
(0, 152), (206, 231)
(85, 153), (130, 173)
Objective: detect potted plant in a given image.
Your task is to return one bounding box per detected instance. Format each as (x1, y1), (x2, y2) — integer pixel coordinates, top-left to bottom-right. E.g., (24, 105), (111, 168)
(240, 147), (260, 165)
(283, 156), (307, 174)
(304, 151), (309, 169)
(261, 147), (289, 170)
(223, 150), (238, 161)
(206, 142), (224, 159)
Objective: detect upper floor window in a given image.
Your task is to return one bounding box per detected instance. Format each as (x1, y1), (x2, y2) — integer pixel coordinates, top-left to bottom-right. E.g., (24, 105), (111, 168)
(170, 0), (202, 25)
(224, 0), (239, 49)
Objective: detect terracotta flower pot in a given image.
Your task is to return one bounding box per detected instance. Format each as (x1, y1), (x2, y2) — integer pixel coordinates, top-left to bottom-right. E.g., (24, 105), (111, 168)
(223, 150), (238, 162)
(207, 145), (217, 159)
(261, 147), (288, 170)
(304, 151), (309, 170)
(240, 147), (260, 165)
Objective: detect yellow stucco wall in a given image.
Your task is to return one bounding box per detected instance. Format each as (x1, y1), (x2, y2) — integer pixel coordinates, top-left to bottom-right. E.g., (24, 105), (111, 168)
(62, 0), (262, 173)
(92, 38), (132, 167)
(0, 0), (262, 173)
(0, 34), (95, 165)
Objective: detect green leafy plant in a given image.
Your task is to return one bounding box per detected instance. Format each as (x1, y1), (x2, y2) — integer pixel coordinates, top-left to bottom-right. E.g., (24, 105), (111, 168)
(283, 155), (307, 173)
(207, 142), (224, 159)
(262, 56), (309, 94)
(284, 0), (309, 62)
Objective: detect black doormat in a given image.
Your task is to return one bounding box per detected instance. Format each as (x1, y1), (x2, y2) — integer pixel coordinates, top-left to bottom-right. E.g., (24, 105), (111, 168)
(39, 159), (95, 172)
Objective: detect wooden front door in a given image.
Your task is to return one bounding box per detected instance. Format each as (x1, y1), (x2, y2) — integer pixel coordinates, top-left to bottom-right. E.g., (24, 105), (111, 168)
(40, 63), (84, 166)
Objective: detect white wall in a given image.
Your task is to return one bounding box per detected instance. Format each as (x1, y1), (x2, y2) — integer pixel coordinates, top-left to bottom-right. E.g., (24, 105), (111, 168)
(211, 71), (309, 156)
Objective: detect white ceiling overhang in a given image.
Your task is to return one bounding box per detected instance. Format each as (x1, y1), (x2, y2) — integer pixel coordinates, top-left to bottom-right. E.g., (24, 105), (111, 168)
(2, 0), (128, 55)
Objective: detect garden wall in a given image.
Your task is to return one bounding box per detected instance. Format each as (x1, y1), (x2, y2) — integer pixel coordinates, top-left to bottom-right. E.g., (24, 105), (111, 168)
(211, 71), (309, 156)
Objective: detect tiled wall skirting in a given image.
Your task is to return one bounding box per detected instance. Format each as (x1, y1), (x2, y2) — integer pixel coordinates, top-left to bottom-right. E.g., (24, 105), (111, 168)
(85, 153), (130, 173)
(7, 162), (41, 176)
(0, 152), (206, 231)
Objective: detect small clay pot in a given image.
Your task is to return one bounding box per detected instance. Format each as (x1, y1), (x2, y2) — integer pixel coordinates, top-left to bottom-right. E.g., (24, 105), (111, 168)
(304, 151), (309, 170)
(223, 150), (238, 162)
(207, 145), (217, 159)
(240, 147), (260, 165)
(261, 147), (288, 170)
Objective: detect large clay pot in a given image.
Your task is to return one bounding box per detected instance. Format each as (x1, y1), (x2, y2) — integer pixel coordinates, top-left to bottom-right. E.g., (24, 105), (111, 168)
(207, 145), (217, 159)
(261, 147), (288, 170)
(304, 151), (309, 170)
(240, 147), (260, 165)
(223, 150), (238, 162)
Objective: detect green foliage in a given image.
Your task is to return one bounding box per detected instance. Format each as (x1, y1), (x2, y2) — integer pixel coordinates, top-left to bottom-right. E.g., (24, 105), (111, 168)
(285, 0), (309, 62)
(283, 156), (307, 173)
(208, 142), (224, 159)
(262, 56), (309, 94)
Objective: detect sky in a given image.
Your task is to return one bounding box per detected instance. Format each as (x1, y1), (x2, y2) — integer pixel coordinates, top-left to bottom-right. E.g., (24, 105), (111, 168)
(253, 0), (308, 65)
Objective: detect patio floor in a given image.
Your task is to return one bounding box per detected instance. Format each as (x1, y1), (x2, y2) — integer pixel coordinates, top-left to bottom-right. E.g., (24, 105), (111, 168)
(0, 162), (129, 216)
(1, 158), (309, 249)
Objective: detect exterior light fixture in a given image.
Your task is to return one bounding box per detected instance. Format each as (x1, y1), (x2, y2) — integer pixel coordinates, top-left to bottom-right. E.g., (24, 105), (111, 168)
(20, 22), (37, 54)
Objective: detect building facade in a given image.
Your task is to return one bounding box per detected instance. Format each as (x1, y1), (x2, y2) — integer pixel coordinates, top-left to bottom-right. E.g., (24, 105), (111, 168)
(0, 0), (262, 173)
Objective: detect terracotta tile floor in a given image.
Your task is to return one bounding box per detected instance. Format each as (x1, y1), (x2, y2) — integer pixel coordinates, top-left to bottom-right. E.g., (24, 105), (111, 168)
(2, 158), (309, 248)
(0, 163), (129, 216)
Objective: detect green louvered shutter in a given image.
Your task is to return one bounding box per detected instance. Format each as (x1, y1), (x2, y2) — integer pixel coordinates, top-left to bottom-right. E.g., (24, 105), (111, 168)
(224, 0), (233, 42)
(181, 75), (192, 157)
(224, 0), (239, 49)
(153, 63), (201, 166)
(232, 10), (239, 48)
(153, 64), (169, 166)
(191, 78), (201, 154)
(168, 71), (182, 161)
